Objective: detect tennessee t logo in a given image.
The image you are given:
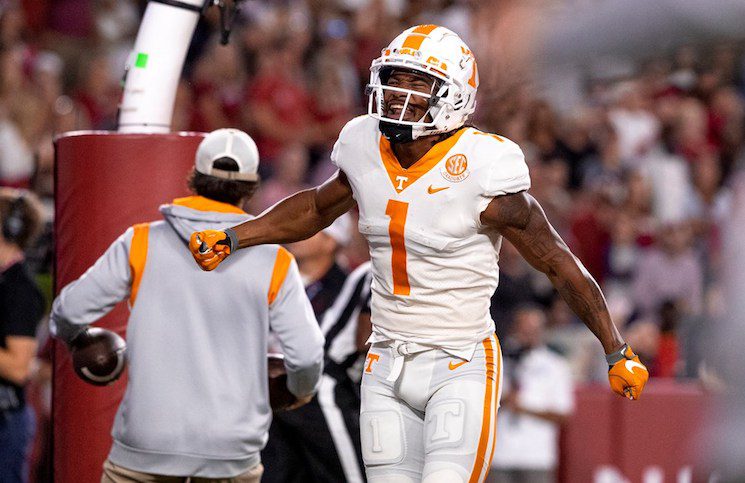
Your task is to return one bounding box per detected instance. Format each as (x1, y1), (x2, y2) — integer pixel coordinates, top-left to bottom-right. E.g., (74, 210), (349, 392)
(365, 353), (381, 373)
(395, 176), (408, 191)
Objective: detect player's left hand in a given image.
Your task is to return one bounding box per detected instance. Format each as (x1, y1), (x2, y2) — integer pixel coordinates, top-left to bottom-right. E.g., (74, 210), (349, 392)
(189, 229), (234, 271)
(607, 344), (649, 400)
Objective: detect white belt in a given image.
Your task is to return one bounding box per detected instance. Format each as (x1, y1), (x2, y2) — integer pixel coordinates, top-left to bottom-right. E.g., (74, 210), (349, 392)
(386, 340), (434, 382)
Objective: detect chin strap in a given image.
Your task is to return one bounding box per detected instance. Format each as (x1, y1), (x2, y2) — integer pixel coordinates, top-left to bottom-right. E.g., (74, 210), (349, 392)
(379, 121), (414, 143)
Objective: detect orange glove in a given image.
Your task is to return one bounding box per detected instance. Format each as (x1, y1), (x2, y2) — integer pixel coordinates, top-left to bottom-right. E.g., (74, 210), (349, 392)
(607, 343), (649, 400)
(189, 228), (237, 271)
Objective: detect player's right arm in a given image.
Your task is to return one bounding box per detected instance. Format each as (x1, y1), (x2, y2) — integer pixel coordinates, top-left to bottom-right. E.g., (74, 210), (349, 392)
(190, 170), (355, 271)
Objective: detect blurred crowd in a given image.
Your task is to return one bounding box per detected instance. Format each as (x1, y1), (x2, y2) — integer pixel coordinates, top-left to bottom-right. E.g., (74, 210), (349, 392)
(1, 0), (745, 478)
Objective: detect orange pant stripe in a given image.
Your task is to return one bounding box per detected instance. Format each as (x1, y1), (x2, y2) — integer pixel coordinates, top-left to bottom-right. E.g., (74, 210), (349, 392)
(468, 337), (496, 483)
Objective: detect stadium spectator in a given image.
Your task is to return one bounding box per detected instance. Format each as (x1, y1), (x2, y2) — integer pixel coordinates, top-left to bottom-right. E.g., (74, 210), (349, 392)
(632, 221), (704, 321)
(490, 306), (574, 483)
(525, 100), (562, 163)
(0, 188), (46, 483)
(669, 46), (698, 92)
(253, 142), (311, 212)
(309, 18), (360, 149)
(489, 240), (547, 339)
(0, 46), (40, 189)
(529, 157), (573, 239)
(619, 170), (656, 243)
(579, 123), (626, 195)
(245, 37), (314, 168)
(568, 190), (614, 284)
(73, 52), (119, 130)
(686, 150), (730, 280)
(556, 113), (596, 190)
(604, 210), (641, 323)
(50, 129), (325, 481)
(607, 80), (660, 165)
(652, 300), (681, 377)
(0, 1), (25, 49)
(189, 40), (248, 132)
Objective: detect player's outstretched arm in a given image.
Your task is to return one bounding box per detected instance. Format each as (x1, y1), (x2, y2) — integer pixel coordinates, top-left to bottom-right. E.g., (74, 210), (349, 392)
(190, 170), (355, 270)
(481, 192), (649, 399)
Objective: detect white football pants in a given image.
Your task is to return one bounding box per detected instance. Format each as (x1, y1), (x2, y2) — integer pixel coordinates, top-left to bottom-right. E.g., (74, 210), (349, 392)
(360, 335), (503, 483)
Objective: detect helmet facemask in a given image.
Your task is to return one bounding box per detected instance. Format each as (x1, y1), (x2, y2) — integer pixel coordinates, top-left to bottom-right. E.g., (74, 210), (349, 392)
(367, 66), (454, 142)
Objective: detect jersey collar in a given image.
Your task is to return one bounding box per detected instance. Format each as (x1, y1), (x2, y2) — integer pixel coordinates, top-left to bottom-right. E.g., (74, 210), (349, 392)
(378, 127), (467, 193)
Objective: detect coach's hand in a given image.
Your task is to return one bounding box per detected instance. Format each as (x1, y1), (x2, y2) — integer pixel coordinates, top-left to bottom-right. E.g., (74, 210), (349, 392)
(607, 343), (649, 400)
(189, 228), (237, 271)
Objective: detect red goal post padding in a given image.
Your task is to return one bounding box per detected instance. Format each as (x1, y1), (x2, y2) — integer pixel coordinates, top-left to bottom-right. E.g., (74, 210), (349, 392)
(53, 132), (205, 483)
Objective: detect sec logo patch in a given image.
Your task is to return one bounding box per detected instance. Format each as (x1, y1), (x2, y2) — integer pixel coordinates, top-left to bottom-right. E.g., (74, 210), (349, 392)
(441, 154), (469, 182)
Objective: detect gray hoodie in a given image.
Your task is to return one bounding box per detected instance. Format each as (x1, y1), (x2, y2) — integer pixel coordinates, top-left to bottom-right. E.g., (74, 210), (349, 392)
(51, 196), (324, 478)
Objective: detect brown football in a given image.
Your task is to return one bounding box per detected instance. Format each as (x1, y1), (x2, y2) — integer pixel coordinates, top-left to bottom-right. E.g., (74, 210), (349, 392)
(70, 327), (127, 386)
(268, 353), (296, 411)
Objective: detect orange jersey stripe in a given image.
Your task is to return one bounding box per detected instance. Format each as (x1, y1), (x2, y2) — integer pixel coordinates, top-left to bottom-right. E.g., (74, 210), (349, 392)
(385, 200), (410, 295)
(267, 247), (293, 305)
(401, 24), (438, 50)
(469, 337), (496, 483)
(129, 223), (150, 306)
(484, 338), (503, 481)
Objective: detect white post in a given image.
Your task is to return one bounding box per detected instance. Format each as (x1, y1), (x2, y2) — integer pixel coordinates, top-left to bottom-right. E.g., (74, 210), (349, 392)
(118, 0), (206, 133)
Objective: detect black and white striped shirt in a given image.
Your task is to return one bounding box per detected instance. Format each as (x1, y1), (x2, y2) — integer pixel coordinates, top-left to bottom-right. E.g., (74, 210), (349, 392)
(319, 261), (371, 381)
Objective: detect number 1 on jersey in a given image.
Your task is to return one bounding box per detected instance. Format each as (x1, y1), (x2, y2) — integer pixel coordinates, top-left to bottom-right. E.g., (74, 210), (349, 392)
(386, 200), (410, 296)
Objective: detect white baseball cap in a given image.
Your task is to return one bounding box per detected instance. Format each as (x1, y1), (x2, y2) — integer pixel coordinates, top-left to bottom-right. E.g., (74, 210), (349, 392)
(322, 212), (353, 247)
(195, 128), (260, 181)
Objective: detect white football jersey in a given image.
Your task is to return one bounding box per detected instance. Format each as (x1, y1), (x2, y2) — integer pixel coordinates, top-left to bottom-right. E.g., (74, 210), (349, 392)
(332, 116), (530, 352)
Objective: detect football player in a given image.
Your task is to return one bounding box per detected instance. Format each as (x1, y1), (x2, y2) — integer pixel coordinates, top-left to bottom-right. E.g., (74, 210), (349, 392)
(190, 25), (648, 483)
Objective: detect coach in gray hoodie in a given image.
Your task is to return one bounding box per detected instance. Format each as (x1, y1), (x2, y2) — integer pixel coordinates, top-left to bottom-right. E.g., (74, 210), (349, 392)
(51, 129), (325, 482)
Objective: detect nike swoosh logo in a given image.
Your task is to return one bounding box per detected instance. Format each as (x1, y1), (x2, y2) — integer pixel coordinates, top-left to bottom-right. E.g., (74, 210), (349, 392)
(448, 360), (468, 370)
(625, 360), (646, 374)
(428, 185), (450, 194)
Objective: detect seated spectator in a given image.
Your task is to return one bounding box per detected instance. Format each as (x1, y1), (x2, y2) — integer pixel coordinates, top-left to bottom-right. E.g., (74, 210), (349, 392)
(490, 306), (575, 483)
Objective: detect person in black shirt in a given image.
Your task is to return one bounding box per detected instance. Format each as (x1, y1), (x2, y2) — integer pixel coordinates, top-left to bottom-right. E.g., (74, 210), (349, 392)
(0, 189), (45, 483)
